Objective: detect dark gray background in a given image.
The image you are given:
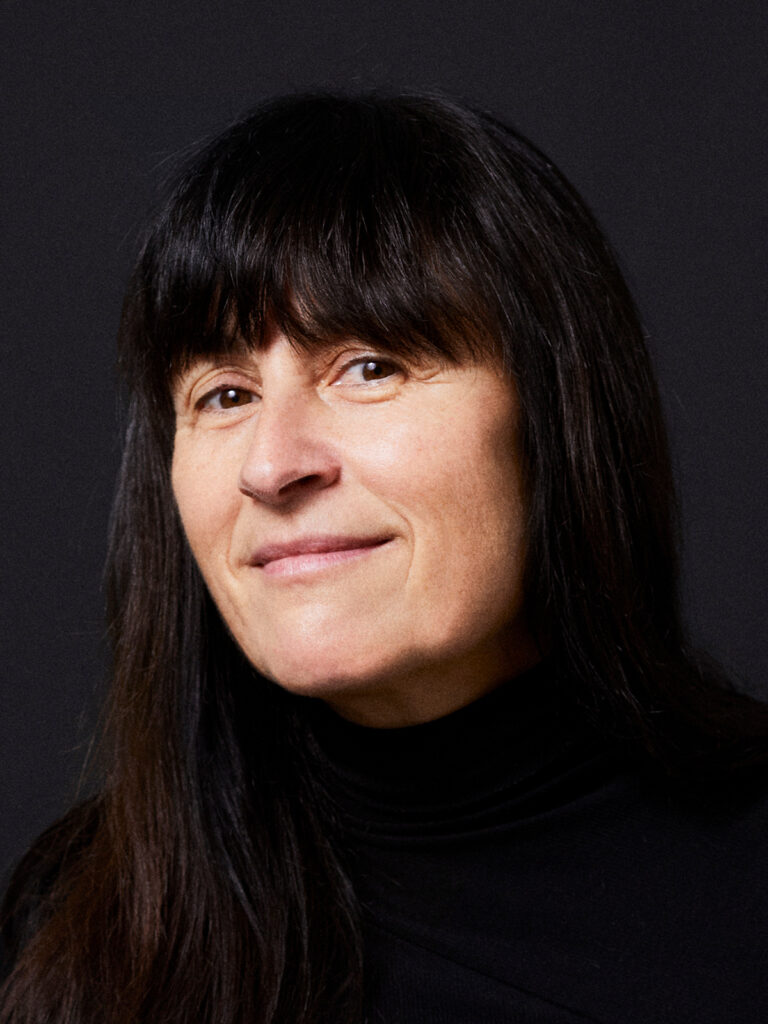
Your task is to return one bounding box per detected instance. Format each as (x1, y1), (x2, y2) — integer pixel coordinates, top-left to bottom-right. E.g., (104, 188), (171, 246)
(2, 0), (766, 882)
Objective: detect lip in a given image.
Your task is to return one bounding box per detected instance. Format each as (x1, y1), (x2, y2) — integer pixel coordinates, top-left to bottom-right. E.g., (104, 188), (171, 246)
(250, 534), (393, 577)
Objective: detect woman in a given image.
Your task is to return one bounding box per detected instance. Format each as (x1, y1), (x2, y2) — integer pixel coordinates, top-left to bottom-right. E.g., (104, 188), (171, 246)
(2, 92), (768, 1024)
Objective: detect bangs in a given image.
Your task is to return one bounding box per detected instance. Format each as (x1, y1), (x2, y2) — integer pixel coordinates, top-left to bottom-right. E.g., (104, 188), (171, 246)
(127, 94), (507, 400)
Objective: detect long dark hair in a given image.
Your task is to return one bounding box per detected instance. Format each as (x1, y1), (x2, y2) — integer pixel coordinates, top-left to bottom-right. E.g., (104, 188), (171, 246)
(3, 91), (767, 1024)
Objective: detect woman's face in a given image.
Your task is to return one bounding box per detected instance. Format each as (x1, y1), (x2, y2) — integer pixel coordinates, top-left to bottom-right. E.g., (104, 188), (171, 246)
(171, 328), (538, 726)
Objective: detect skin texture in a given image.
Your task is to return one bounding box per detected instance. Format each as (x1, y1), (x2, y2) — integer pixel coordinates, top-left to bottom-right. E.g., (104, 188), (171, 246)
(171, 329), (539, 727)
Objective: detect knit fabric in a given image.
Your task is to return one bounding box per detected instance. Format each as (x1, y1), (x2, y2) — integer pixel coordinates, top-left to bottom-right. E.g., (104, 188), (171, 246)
(307, 662), (768, 1024)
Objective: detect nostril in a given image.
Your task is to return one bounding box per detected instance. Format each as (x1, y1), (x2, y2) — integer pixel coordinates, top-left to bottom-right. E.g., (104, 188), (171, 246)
(239, 466), (341, 505)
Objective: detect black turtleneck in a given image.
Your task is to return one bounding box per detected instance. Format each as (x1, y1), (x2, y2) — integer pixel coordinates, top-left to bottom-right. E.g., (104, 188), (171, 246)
(308, 662), (768, 1024)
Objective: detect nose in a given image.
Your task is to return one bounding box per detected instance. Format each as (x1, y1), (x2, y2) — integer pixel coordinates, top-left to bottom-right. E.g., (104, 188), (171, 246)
(238, 391), (341, 507)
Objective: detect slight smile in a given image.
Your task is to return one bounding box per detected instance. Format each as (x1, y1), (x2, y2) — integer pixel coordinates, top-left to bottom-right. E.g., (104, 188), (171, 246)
(251, 535), (393, 578)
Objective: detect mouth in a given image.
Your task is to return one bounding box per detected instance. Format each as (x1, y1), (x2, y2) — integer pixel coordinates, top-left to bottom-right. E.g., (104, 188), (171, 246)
(250, 535), (393, 578)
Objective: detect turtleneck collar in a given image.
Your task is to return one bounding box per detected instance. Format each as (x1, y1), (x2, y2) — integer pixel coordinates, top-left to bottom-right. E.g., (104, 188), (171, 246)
(306, 660), (603, 838)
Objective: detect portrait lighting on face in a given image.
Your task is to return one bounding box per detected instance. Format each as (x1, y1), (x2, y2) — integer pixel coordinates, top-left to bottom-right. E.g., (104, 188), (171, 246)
(123, 91), (682, 743)
(170, 328), (535, 727)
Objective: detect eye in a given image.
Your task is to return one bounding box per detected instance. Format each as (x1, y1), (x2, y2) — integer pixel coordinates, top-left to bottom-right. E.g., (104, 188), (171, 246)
(337, 357), (401, 385)
(199, 386), (257, 411)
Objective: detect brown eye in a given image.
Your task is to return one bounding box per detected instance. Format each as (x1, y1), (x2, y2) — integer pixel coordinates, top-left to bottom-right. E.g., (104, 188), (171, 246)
(220, 388), (252, 408)
(201, 387), (256, 410)
(338, 358), (401, 385)
(360, 360), (396, 382)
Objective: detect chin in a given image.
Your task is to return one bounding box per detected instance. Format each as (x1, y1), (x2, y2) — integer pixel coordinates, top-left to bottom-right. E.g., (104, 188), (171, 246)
(247, 637), (416, 700)
(235, 604), (407, 694)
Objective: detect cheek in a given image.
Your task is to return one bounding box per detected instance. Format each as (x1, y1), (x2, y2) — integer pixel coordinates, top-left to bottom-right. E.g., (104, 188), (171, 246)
(171, 440), (237, 565)
(426, 458), (524, 593)
(366, 411), (525, 613)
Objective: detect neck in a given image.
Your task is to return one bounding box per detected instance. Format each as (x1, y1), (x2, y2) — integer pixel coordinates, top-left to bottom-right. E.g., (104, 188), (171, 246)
(321, 634), (543, 728)
(305, 657), (596, 836)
